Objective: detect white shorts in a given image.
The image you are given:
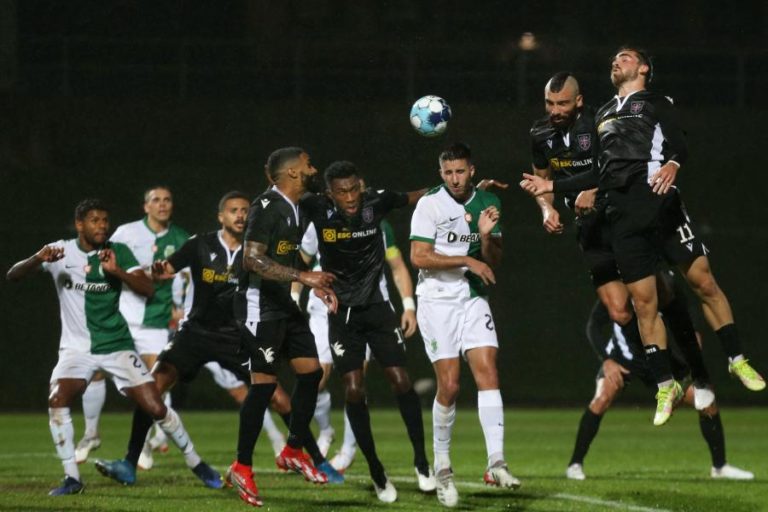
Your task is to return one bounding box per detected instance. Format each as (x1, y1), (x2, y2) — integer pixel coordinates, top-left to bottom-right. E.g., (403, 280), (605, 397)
(417, 295), (499, 363)
(309, 311), (333, 365)
(50, 348), (154, 391)
(204, 361), (243, 390)
(129, 325), (171, 355)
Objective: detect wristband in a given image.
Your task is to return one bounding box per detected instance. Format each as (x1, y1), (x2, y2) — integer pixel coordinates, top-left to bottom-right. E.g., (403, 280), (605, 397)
(402, 297), (416, 312)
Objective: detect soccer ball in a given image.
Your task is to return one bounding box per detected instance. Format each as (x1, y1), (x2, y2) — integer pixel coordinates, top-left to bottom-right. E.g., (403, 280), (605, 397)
(410, 95), (451, 137)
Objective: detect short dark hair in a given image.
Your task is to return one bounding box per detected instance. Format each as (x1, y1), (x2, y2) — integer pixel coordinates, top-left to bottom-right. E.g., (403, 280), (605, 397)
(143, 185), (172, 203)
(75, 198), (109, 221)
(265, 147), (304, 183)
(547, 71), (576, 93)
(439, 142), (472, 165)
(218, 190), (250, 212)
(324, 161), (359, 187)
(616, 45), (654, 83)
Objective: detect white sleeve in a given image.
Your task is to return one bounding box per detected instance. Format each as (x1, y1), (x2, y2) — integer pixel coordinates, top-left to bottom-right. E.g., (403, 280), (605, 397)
(410, 198), (437, 243)
(109, 225), (127, 244)
(301, 222), (319, 257)
(41, 239), (66, 274)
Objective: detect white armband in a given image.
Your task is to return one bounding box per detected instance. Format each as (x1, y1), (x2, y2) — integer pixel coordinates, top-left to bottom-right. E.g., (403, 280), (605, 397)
(402, 297), (416, 312)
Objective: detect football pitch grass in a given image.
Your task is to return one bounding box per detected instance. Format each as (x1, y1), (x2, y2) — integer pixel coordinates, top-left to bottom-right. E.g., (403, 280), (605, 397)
(0, 408), (765, 512)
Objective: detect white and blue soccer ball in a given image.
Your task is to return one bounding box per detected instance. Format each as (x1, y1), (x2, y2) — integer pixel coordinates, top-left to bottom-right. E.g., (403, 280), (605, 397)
(410, 95), (452, 137)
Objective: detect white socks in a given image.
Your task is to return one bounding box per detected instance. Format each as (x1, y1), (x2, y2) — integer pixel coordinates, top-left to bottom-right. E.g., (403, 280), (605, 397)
(478, 389), (505, 467)
(340, 409), (357, 456)
(81, 379), (106, 439)
(432, 400), (456, 471)
(314, 389), (332, 432)
(49, 407), (79, 480)
(157, 408), (200, 469)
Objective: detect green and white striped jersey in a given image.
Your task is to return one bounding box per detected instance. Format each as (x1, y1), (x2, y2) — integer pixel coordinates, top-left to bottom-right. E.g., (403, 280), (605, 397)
(110, 218), (189, 329)
(410, 185), (502, 299)
(42, 239), (141, 354)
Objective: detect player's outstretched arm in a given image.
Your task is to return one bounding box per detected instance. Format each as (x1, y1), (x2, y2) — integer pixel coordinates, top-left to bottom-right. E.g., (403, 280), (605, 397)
(478, 206), (502, 268)
(6, 245), (64, 281)
(100, 249), (155, 298)
(386, 250), (417, 338)
(410, 240), (495, 285)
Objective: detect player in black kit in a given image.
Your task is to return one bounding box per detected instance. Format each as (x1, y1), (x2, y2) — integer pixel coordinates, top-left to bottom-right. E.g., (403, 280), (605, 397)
(300, 161), (434, 502)
(94, 192), (256, 489)
(521, 48), (764, 426)
(566, 271), (754, 481)
(228, 148), (338, 507)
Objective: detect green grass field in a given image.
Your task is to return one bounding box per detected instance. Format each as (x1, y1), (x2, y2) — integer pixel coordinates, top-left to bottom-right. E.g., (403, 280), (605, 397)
(0, 408), (766, 511)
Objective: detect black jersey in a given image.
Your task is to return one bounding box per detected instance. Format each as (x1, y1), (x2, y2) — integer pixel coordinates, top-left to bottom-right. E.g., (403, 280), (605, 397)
(167, 231), (242, 335)
(595, 90), (688, 190)
(237, 187), (305, 322)
(301, 188), (408, 307)
(530, 107), (597, 209)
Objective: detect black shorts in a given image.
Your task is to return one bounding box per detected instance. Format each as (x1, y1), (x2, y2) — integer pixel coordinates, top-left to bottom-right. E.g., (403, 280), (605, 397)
(576, 206), (620, 288)
(159, 325), (250, 384)
(328, 301), (407, 375)
(241, 312), (318, 375)
(605, 177), (666, 284)
(596, 352), (690, 389)
(659, 188), (708, 266)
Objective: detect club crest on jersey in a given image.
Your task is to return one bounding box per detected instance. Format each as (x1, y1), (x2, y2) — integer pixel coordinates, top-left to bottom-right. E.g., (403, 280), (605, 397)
(164, 245), (175, 258)
(577, 133), (591, 151)
(362, 207), (374, 223)
(630, 101), (644, 114)
(464, 212), (472, 223)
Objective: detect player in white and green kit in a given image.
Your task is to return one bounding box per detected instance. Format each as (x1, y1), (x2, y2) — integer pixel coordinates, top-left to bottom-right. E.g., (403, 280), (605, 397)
(410, 143), (521, 507)
(5, 199), (219, 496)
(76, 186), (189, 465)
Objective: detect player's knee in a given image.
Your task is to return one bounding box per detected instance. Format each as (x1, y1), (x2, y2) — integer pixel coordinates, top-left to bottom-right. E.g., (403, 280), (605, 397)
(297, 368), (323, 388)
(607, 306), (633, 326)
(589, 394), (612, 414)
(693, 275), (719, 299)
(345, 383), (366, 404)
(386, 367), (412, 395)
(437, 380), (460, 403)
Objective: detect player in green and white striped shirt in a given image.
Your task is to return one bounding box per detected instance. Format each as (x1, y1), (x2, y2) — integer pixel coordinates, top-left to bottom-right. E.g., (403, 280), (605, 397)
(6, 199), (220, 496)
(410, 143), (520, 507)
(77, 186), (189, 465)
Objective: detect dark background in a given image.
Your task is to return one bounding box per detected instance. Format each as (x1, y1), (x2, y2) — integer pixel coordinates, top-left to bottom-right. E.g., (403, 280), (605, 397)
(1, 1), (766, 411)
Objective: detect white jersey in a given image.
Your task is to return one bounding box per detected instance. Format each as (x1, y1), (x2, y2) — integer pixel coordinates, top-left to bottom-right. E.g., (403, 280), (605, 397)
(110, 218), (189, 329)
(42, 238), (141, 354)
(409, 185), (501, 299)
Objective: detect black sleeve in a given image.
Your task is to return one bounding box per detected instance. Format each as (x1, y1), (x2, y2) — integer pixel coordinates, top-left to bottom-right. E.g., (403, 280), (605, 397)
(244, 199), (273, 245)
(378, 189), (409, 212)
(167, 236), (198, 271)
(586, 299), (611, 361)
(656, 97), (688, 166)
(531, 137), (548, 170)
(552, 166), (599, 193)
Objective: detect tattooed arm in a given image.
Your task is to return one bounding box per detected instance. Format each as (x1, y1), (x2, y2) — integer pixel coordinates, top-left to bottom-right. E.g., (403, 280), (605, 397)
(243, 241), (338, 311)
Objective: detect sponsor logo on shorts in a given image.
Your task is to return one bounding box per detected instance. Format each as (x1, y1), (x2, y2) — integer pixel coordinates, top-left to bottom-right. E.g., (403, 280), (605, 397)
(331, 341), (345, 357)
(259, 347), (275, 364)
(276, 240), (299, 255)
